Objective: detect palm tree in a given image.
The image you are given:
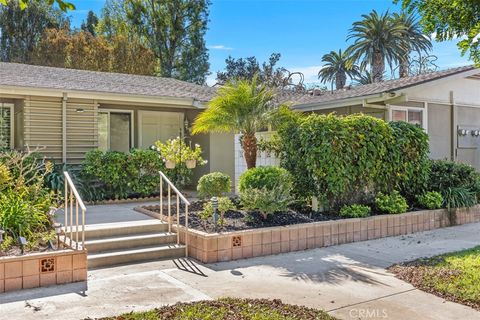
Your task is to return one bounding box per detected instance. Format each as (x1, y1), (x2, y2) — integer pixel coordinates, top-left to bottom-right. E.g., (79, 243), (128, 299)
(192, 76), (274, 169)
(393, 12), (432, 78)
(347, 10), (407, 83)
(318, 49), (360, 90)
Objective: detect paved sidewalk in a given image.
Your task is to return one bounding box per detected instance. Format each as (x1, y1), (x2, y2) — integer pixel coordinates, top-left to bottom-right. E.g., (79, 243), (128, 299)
(1, 222), (479, 320)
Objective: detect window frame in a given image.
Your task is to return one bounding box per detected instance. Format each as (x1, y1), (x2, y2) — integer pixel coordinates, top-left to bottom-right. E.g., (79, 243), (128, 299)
(0, 103), (14, 149)
(388, 104), (428, 132)
(97, 108), (134, 151)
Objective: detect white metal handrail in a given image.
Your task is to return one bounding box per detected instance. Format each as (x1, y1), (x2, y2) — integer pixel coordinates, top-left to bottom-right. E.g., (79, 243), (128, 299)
(159, 170), (190, 257)
(64, 171), (86, 249)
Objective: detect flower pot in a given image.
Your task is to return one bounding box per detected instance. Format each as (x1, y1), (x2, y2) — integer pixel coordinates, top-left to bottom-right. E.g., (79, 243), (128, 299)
(165, 160), (176, 169)
(186, 159), (197, 169)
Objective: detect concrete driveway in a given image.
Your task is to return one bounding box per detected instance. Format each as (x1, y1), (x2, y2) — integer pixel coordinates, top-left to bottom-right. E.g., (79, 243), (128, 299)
(1, 222), (479, 320)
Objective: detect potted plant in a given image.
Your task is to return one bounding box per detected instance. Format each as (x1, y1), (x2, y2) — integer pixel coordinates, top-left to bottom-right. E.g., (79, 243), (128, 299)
(183, 143), (205, 169)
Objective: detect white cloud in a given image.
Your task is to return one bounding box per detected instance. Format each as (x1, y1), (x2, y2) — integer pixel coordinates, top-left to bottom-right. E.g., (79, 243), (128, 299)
(208, 45), (233, 50)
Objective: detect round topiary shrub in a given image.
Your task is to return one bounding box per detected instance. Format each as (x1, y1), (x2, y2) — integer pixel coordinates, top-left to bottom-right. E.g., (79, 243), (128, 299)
(197, 172), (232, 198)
(339, 204), (371, 218)
(238, 166), (291, 192)
(375, 191), (408, 214)
(417, 191), (443, 209)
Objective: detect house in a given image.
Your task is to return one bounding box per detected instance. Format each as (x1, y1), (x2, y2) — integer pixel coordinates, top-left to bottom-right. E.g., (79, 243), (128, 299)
(1, 62), (480, 187)
(290, 65), (480, 169)
(0, 62), (233, 182)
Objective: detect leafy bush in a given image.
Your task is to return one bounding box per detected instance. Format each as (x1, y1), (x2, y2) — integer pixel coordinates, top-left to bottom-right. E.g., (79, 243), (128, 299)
(0, 150), (58, 249)
(241, 184), (293, 220)
(273, 107), (430, 207)
(417, 191), (443, 209)
(428, 160), (480, 195)
(238, 166), (291, 192)
(197, 172), (231, 198)
(375, 191), (409, 214)
(339, 204), (371, 218)
(200, 196), (236, 228)
(442, 187), (477, 210)
(82, 149), (165, 200)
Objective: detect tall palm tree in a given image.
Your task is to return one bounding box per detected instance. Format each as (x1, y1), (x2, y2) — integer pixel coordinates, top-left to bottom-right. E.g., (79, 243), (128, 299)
(318, 49), (360, 90)
(192, 76), (274, 169)
(393, 12), (432, 78)
(347, 10), (407, 83)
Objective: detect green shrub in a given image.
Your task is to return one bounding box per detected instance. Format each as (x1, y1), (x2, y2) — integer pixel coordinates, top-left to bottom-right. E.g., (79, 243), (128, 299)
(428, 160), (480, 195)
(0, 150), (58, 249)
(197, 172), (231, 198)
(238, 166), (292, 192)
(339, 204), (371, 218)
(442, 187), (477, 210)
(200, 196), (235, 228)
(375, 191), (409, 214)
(82, 149), (165, 200)
(417, 191), (443, 209)
(273, 107), (430, 207)
(241, 184), (293, 220)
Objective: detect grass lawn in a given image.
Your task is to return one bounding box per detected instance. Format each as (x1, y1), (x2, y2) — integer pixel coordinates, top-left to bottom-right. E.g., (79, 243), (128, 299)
(100, 297), (337, 320)
(389, 246), (480, 310)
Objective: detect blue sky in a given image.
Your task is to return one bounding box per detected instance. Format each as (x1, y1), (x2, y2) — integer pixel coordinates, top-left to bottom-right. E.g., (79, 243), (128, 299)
(69, 0), (471, 85)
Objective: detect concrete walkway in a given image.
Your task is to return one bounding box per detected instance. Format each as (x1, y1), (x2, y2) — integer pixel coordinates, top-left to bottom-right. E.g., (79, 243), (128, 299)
(1, 222), (479, 320)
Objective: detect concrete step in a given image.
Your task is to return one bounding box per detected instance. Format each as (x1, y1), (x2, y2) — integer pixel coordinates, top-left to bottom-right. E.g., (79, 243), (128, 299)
(88, 244), (185, 269)
(85, 232), (177, 253)
(65, 220), (169, 239)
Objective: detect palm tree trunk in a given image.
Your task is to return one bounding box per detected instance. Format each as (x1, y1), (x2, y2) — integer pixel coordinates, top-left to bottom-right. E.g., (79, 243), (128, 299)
(399, 55), (410, 78)
(335, 72), (347, 90)
(371, 51), (385, 83)
(241, 133), (257, 169)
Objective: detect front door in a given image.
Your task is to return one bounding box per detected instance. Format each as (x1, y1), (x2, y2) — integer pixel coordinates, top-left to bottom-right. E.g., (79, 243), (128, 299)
(139, 111), (184, 148)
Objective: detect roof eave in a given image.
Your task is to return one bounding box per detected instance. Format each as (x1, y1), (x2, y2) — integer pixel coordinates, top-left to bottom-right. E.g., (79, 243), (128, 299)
(0, 84), (206, 108)
(292, 93), (384, 111)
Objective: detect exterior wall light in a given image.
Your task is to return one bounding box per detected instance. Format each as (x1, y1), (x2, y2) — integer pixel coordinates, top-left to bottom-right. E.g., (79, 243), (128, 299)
(75, 108), (85, 113)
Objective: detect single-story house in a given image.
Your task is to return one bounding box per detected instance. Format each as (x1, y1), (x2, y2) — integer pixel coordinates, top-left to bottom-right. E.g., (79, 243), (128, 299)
(291, 65), (480, 169)
(0, 62), (232, 182)
(1, 62), (480, 187)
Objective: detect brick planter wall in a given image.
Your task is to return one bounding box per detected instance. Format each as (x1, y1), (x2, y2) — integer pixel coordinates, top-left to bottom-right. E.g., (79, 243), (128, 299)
(169, 206), (480, 264)
(0, 249), (87, 293)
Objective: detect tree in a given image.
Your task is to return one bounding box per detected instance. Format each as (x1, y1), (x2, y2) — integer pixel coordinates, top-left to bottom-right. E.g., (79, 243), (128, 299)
(192, 77), (274, 169)
(392, 12), (432, 77)
(318, 49), (360, 90)
(347, 10), (407, 82)
(216, 53), (288, 87)
(395, 0), (480, 65)
(0, 0), (75, 12)
(32, 27), (156, 75)
(81, 10), (99, 36)
(121, 0), (210, 84)
(0, 1), (66, 63)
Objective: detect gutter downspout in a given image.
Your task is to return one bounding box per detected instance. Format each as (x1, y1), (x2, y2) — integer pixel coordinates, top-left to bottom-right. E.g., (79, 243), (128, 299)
(62, 92), (67, 163)
(450, 91), (456, 162)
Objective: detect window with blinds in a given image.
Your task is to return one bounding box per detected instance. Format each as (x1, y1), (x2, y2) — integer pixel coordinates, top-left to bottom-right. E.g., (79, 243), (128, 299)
(0, 104), (13, 149)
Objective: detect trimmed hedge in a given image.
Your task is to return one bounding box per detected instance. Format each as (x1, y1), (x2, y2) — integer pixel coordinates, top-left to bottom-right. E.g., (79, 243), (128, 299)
(82, 149), (165, 200)
(274, 108), (430, 208)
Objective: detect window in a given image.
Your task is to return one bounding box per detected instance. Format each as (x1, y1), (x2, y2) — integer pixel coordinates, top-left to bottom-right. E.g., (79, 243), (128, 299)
(389, 106), (426, 130)
(0, 103), (13, 149)
(98, 110), (133, 152)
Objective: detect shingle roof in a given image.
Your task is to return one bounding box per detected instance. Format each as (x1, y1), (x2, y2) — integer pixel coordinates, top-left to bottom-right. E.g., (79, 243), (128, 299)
(0, 62), (216, 102)
(292, 65), (477, 108)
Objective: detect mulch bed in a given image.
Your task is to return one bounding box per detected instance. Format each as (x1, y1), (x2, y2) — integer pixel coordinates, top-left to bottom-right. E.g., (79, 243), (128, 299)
(99, 297), (337, 320)
(140, 198), (344, 233)
(0, 243), (56, 257)
(389, 258), (480, 310)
